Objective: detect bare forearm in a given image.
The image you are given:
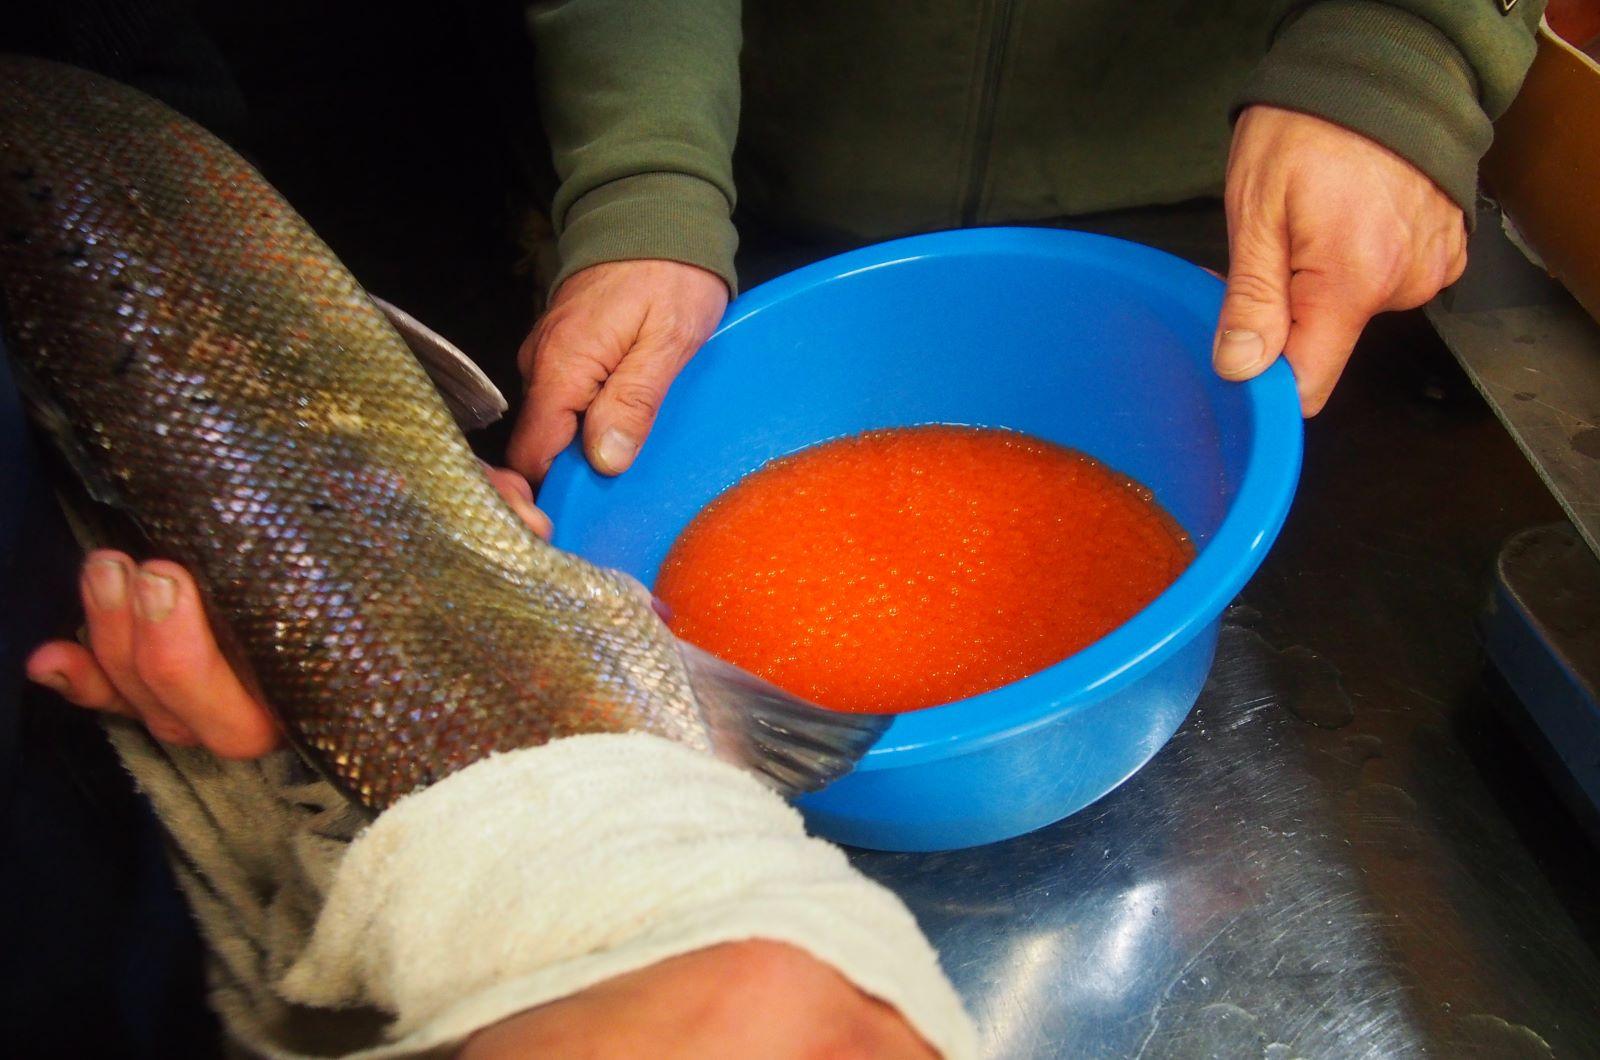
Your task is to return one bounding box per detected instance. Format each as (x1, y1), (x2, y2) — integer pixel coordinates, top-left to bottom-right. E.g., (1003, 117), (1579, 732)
(461, 942), (937, 1060)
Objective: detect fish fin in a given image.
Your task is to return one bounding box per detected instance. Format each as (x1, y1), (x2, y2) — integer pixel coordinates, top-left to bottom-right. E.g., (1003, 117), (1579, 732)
(369, 294), (508, 431)
(7, 357), (127, 510)
(679, 640), (888, 797)
(50, 478), (148, 555)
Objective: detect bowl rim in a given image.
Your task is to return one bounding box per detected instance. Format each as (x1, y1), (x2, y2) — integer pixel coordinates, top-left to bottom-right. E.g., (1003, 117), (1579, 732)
(546, 226), (1304, 769)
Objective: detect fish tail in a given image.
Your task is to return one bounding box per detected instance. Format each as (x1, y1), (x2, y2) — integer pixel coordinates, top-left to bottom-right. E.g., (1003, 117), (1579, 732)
(679, 641), (888, 797)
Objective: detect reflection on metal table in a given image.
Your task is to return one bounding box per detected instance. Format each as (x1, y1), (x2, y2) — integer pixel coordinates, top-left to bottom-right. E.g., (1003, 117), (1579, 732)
(853, 309), (1600, 1058)
(1426, 202), (1600, 558)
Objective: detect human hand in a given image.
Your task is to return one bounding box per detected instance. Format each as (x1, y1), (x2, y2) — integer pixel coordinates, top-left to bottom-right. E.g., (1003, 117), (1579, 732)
(507, 260), (728, 481)
(24, 465), (548, 754)
(461, 940), (937, 1060)
(1214, 105), (1468, 415)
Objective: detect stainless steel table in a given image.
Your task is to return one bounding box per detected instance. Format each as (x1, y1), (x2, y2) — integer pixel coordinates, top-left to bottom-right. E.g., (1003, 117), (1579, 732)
(1426, 204), (1600, 559)
(854, 311), (1600, 1058)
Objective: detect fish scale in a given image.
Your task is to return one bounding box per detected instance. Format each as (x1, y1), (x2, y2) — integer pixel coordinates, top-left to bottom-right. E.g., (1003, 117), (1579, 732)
(0, 54), (883, 810)
(0, 55), (886, 811)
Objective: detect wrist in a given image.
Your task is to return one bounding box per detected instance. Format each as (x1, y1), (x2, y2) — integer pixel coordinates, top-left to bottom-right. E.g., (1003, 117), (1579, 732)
(1236, 1), (1487, 217)
(553, 174), (738, 297)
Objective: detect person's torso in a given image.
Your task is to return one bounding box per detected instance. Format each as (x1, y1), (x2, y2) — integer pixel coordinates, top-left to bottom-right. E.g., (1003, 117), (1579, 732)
(737, 0), (1296, 240)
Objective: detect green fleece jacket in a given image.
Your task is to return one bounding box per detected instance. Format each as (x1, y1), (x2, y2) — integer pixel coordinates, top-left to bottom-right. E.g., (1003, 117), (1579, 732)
(528, 0), (1545, 294)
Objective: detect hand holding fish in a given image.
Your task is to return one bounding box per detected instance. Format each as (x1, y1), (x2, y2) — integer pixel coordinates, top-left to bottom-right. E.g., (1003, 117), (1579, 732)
(507, 259), (728, 480)
(25, 468), (551, 755)
(1212, 105), (1468, 415)
(0, 58), (962, 1060)
(1, 57), (878, 810)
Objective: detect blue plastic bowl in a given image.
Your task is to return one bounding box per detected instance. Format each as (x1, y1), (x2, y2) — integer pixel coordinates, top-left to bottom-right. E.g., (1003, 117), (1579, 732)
(542, 228), (1302, 851)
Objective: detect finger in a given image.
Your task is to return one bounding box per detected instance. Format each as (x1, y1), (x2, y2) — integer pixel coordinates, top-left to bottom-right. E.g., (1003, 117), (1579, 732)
(1447, 224), (1469, 287)
(1446, 242), (1468, 288)
(507, 321), (622, 482)
(1215, 206), (1293, 383)
(479, 459), (533, 504)
(1439, 213), (1469, 291)
(483, 463), (553, 539)
(129, 560), (282, 759)
(1393, 224), (1469, 310)
(1283, 269), (1380, 416)
(26, 640), (135, 717)
(80, 551), (175, 727)
(581, 320), (701, 476)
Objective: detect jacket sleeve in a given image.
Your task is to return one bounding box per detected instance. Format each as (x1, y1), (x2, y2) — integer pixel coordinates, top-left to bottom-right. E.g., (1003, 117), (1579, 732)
(1238, 0), (1546, 213)
(526, 0), (742, 294)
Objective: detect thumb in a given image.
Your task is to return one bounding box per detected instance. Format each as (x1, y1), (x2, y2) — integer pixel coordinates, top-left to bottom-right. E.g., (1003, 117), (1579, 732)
(1215, 221), (1293, 382)
(580, 332), (694, 476)
(506, 322), (617, 483)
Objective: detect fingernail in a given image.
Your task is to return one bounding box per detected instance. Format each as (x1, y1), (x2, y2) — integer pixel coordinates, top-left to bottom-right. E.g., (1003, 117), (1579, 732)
(134, 571), (177, 622)
(1214, 329), (1266, 377)
(593, 429), (638, 476)
(85, 558), (127, 610)
(36, 670), (69, 693)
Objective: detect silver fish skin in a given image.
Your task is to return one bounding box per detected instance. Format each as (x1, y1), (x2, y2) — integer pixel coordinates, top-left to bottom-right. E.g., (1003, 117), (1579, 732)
(0, 55), (884, 810)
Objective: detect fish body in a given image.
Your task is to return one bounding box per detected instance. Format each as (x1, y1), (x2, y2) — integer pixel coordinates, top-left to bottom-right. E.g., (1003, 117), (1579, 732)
(0, 56), (881, 810)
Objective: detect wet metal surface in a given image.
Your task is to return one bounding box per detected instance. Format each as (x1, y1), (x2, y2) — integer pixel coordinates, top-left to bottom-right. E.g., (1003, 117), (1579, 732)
(854, 315), (1600, 1058)
(1428, 206), (1600, 559)
(859, 619), (1599, 1057)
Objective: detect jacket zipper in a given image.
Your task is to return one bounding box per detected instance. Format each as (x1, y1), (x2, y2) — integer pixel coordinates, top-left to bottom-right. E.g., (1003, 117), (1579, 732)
(961, 0), (1018, 226)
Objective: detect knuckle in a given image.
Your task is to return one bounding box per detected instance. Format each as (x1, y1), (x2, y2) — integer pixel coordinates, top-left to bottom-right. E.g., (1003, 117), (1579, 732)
(1389, 250), (1458, 310)
(53, 678), (98, 709)
(1386, 276), (1434, 312)
(1425, 251), (1455, 294)
(1295, 369), (1340, 416)
(536, 346), (614, 401)
(87, 629), (133, 674)
(132, 658), (185, 695)
(1223, 176), (1247, 213)
(648, 312), (703, 356)
(140, 713), (192, 745)
(484, 465), (534, 503)
(1223, 269), (1283, 310)
(1376, 255), (1411, 299)
(534, 316), (584, 356)
(58, 674), (105, 709)
(515, 332), (540, 377)
(1344, 229), (1411, 296)
(133, 640), (195, 692)
(603, 379), (663, 419)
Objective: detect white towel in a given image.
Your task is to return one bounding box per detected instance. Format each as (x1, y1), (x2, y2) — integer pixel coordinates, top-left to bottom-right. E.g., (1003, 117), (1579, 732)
(273, 733), (978, 1058)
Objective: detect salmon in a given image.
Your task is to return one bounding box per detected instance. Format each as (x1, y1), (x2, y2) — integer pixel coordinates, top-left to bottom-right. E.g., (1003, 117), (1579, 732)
(0, 56), (883, 810)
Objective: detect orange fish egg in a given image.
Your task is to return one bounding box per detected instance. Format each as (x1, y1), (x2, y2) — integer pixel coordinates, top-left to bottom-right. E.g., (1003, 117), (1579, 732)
(655, 426), (1196, 714)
